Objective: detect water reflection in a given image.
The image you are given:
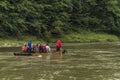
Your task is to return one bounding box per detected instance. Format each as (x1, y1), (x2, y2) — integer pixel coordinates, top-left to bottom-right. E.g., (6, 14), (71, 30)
(44, 53), (63, 64)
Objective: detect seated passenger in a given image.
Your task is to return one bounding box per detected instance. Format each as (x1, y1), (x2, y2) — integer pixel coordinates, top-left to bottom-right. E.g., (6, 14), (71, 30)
(39, 44), (43, 53)
(22, 44), (28, 52)
(31, 44), (36, 53)
(42, 44), (47, 52)
(46, 43), (51, 54)
(35, 44), (39, 53)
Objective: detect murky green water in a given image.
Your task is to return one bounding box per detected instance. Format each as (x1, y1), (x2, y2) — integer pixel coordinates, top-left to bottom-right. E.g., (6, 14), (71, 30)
(0, 42), (120, 80)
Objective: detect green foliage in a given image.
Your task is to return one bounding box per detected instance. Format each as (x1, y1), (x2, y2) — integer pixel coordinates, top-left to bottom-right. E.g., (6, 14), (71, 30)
(0, 0), (120, 40)
(63, 33), (119, 42)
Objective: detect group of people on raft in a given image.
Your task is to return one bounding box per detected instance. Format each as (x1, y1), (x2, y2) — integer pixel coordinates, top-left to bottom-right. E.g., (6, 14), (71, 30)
(22, 39), (62, 54)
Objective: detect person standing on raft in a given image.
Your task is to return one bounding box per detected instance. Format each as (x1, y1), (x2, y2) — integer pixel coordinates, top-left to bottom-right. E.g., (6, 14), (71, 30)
(56, 39), (62, 52)
(27, 40), (32, 53)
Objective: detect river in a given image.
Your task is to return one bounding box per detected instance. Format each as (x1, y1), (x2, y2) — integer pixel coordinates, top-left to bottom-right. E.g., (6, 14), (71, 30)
(0, 42), (120, 80)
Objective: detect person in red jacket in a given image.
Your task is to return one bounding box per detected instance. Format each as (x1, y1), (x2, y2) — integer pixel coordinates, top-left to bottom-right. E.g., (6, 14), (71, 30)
(56, 39), (62, 52)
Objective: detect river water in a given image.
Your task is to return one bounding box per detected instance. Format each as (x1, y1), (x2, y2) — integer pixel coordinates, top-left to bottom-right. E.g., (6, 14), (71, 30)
(0, 42), (120, 80)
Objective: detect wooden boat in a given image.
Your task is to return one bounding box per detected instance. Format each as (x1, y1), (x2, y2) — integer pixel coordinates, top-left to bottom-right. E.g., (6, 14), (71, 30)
(14, 52), (32, 56)
(13, 49), (66, 56)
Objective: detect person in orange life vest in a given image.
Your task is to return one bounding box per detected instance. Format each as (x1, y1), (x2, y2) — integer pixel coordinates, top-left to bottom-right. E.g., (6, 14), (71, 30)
(56, 39), (62, 51)
(22, 44), (28, 52)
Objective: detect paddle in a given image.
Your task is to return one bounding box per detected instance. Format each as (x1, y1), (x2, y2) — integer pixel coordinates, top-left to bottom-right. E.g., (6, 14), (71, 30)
(60, 47), (62, 57)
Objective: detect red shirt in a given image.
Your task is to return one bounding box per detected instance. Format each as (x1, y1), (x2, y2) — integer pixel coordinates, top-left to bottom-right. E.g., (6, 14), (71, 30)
(22, 45), (28, 51)
(42, 45), (46, 50)
(56, 40), (62, 48)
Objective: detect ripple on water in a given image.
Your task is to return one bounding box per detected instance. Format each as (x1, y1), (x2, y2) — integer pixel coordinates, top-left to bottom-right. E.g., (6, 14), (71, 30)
(92, 50), (117, 53)
(13, 76), (24, 80)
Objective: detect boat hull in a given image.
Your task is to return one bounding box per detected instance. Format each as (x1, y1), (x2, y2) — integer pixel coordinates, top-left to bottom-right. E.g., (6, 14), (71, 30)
(14, 52), (32, 56)
(13, 49), (66, 56)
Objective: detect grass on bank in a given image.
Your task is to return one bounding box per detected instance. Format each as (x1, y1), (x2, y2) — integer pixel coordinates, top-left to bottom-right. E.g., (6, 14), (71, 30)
(62, 33), (119, 43)
(0, 36), (45, 47)
(0, 32), (119, 47)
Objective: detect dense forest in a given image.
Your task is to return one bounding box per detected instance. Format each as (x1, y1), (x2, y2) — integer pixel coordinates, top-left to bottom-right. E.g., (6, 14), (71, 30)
(0, 0), (120, 40)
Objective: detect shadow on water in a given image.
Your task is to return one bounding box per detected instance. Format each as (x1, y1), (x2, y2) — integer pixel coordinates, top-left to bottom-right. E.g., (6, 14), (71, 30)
(0, 42), (120, 80)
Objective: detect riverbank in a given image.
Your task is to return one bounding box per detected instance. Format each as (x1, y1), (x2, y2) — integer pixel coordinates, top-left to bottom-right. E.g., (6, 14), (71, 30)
(62, 33), (119, 42)
(0, 32), (119, 47)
